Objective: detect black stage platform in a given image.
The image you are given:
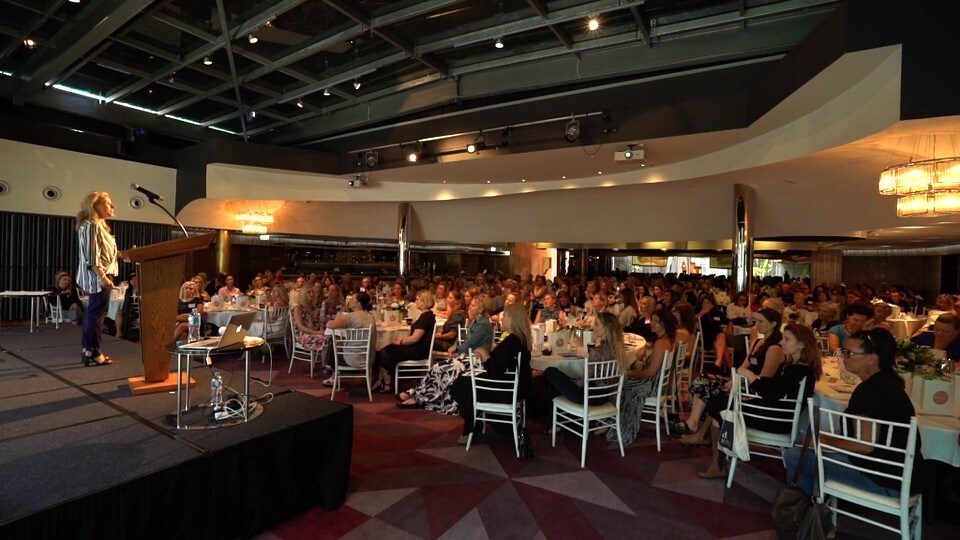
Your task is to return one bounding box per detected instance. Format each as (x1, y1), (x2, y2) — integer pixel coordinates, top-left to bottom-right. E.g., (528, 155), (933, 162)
(0, 325), (352, 540)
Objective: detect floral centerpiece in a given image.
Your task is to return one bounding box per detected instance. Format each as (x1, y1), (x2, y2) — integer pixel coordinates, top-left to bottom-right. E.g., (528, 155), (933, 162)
(384, 301), (408, 325)
(896, 339), (951, 380)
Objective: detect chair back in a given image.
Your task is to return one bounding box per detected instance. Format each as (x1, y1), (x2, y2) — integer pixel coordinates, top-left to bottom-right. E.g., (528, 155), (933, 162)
(46, 294), (65, 324)
(458, 325), (469, 345)
(332, 327), (373, 368)
(470, 352), (522, 412)
(264, 306), (289, 339)
(655, 347), (677, 405)
(808, 397), (920, 505)
(815, 331), (830, 355)
(580, 359), (625, 407)
(733, 369), (808, 443)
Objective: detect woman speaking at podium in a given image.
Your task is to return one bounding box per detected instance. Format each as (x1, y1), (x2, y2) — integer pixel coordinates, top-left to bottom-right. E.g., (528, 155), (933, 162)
(76, 191), (118, 366)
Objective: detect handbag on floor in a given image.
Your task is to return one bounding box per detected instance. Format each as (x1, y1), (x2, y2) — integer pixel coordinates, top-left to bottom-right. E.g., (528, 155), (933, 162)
(772, 430), (832, 539)
(517, 402), (534, 462)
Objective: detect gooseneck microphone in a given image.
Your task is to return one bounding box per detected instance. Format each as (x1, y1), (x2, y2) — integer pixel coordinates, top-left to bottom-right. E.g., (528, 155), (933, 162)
(131, 182), (187, 236)
(131, 183), (164, 202)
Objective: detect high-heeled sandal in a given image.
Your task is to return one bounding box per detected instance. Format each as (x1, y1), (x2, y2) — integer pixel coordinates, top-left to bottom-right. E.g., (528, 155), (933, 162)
(379, 383), (393, 394)
(94, 355), (113, 366)
(371, 378), (386, 393)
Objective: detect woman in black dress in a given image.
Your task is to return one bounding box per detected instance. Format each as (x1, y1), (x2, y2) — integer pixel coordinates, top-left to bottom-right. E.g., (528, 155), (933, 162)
(375, 290), (436, 394)
(450, 303), (532, 444)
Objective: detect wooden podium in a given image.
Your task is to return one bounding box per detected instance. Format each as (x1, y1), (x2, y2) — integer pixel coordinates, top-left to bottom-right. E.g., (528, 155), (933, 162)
(122, 233), (216, 395)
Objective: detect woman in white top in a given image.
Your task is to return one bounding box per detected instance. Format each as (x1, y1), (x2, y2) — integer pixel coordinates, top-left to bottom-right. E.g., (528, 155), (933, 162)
(726, 292), (752, 324)
(76, 192), (119, 367)
(324, 292), (377, 384)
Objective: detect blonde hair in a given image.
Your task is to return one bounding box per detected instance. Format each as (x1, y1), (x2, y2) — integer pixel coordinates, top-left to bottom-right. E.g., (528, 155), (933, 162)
(179, 281), (198, 302)
(417, 289), (436, 309)
(596, 312), (629, 372)
(297, 286), (317, 309)
(76, 191), (112, 231)
(473, 293), (493, 315)
(502, 304), (532, 350)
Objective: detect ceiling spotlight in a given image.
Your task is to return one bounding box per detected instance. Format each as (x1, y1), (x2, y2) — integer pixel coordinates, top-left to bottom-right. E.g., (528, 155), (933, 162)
(23, 38), (37, 49)
(68, 0), (80, 3)
(296, 98), (304, 108)
(364, 150), (378, 168)
(588, 17), (600, 31)
(494, 37), (504, 49)
(467, 132), (485, 154)
(248, 33), (258, 44)
(203, 55), (213, 65)
(563, 117), (580, 143)
(407, 152), (418, 163)
(246, 110), (256, 121)
(323, 88), (331, 96)
(168, 72), (176, 84)
(353, 78), (361, 90)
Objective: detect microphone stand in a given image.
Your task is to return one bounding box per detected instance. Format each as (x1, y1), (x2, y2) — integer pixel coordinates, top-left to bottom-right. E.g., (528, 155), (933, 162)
(149, 198), (188, 237)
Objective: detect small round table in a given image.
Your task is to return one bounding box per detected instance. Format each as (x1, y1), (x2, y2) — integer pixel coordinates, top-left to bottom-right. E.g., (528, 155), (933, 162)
(164, 338), (267, 430)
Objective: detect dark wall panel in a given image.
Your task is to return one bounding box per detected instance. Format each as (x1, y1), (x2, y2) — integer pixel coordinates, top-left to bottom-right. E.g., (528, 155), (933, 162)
(0, 212), (172, 321)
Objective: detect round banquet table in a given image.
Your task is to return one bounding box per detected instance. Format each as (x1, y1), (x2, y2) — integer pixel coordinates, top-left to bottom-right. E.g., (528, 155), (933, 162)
(530, 334), (646, 379)
(886, 315), (927, 340)
(204, 306), (264, 337)
(814, 355), (960, 466)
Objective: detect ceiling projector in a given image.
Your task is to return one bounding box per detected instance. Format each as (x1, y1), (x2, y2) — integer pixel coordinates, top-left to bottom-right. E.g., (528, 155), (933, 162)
(614, 145), (644, 163)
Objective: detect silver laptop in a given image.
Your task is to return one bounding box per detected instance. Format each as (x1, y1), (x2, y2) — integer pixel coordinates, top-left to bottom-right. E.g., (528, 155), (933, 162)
(177, 311), (257, 352)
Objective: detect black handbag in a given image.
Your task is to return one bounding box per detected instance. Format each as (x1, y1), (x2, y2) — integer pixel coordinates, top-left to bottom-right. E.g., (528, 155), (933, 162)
(772, 431), (833, 540)
(517, 403), (534, 462)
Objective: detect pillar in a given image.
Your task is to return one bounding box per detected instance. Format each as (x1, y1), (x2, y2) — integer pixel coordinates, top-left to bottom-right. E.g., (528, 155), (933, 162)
(732, 184), (755, 296)
(397, 203), (411, 276)
(811, 249), (843, 287)
(216, 229), (231, 275)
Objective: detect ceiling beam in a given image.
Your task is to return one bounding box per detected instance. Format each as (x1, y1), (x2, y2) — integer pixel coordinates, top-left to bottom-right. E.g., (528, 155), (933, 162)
(215, 0), (250, 141)
(629, 6), (652, 47)
(0, 0), (68, 66)
(322, 0), (449, 76)
(526, 0), (574, 50)
(265, 7), (823, 147)
(12, 0), (157, 101)
(102, 0), (310, 103)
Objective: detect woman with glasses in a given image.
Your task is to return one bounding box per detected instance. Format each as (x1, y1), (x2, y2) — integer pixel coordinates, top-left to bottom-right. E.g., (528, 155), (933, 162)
(783, 328), (919, 500)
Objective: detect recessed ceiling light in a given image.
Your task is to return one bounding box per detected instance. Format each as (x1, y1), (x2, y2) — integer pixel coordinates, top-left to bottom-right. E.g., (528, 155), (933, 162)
(248, 33), (258, 44)
(466, 143), (477, 153)
(23, 38), (37, 49)
(494, 37), (504, 49)
(521, 178), (526, 182)
(203, 56), (212, 65)
(588, 17), (600, 31)
(353, 79), (361, 90)
(442, 180), (446, 184)
(597, 171), (602, 174)
(296, 98), (303, 108)
(407, 152), (418, 163)
(562, 175), (566, 179)
(323, 88), (331, 96)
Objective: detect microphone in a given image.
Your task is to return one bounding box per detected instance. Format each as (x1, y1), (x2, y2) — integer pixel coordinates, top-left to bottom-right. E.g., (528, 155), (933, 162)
(131, 183), (163, 202)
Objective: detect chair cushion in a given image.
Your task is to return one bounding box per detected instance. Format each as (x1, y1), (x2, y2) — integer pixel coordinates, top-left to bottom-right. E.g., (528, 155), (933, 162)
(823, 480), (921, 510)
(745, 427), (791, 445)
(553, 396), (618, 418)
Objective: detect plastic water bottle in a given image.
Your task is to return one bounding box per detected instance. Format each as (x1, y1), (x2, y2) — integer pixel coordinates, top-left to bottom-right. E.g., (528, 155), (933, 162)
(211, 371), (224, 410)
(188, 308), (200, 342)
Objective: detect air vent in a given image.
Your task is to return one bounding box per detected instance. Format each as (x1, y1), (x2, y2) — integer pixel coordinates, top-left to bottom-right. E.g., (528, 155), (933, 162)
(130, 196), (145, 209)
(42, 186), (61, 201)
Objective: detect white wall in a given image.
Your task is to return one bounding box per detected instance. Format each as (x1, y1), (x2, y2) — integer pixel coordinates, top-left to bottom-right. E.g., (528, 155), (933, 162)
(0, 138), (176, 223)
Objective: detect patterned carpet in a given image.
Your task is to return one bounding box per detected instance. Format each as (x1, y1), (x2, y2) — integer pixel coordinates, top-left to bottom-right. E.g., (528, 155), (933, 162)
(218, 353), (955, 540)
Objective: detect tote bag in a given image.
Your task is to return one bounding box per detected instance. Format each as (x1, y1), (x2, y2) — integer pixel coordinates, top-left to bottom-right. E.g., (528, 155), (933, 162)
(718, 383), (751, 462)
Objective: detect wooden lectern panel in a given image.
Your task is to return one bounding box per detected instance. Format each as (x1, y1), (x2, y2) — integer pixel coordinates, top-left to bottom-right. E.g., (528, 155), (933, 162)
(122, 233), (215, 393)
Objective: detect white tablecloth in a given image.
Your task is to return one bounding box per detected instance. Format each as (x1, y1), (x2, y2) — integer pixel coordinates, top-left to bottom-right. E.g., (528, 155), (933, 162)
(530, 336), (646, 378)
(79, 294), (124, 321)
(205, 308), (264, 337)
(814, 356), (960, 466)
(886, 316), (927, 340)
